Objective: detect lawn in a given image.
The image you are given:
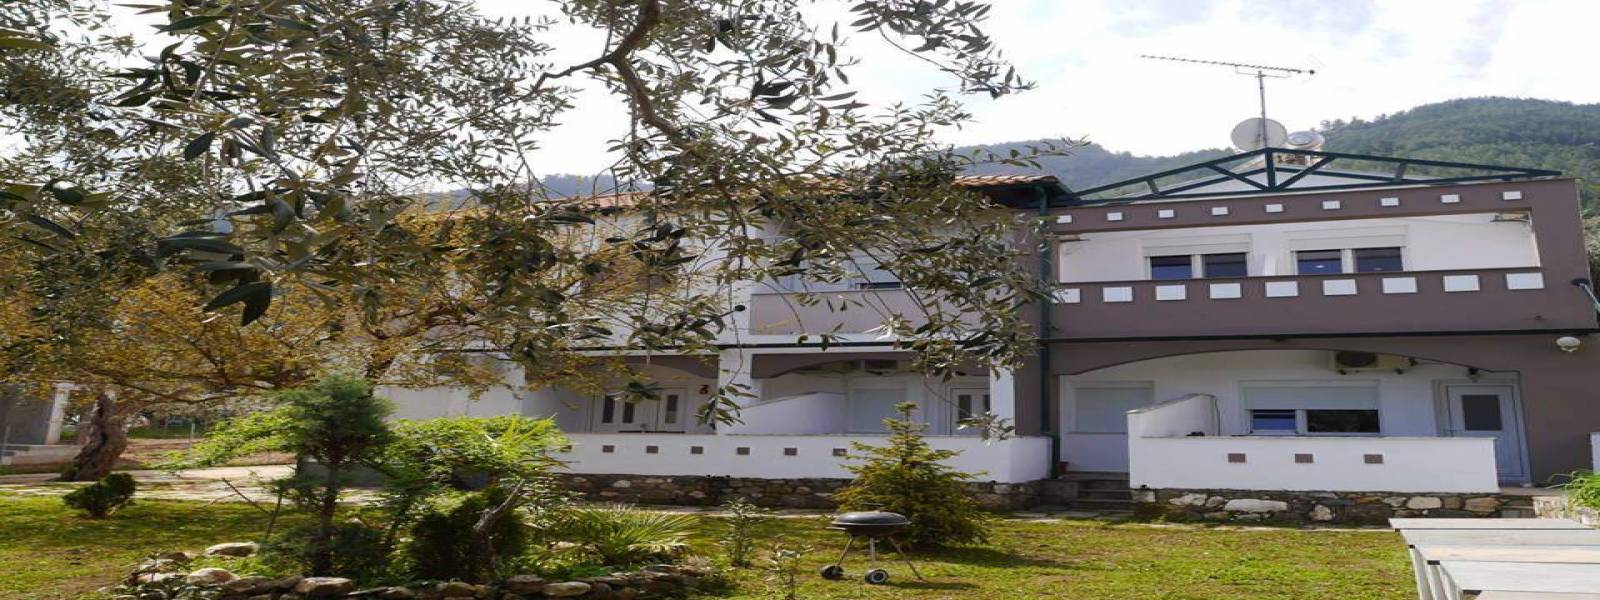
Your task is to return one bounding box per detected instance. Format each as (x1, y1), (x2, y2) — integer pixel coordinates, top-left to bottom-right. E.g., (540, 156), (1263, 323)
(0, 495), (1414, 600)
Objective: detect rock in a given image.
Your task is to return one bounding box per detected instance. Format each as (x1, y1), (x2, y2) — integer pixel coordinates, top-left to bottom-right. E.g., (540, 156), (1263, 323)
(614, 587), (639, 600)
(134, 558), (181, 573)
(274, 576), (304, 591)
(1465, 497), (1502, 513)
(1222, 499), (1288, 513)
(504, 575), (547, 594)
(294, 577), (356, 597)
(222, 575), (277, 595)
(1382, 496), (1408, 508)
(248, 595), (275, 600)
(1441, 496), (1464, 510)
(588, 581), (615, 600)
(1205, 496), (1227, 509)
(1169, 493), (1209, 507)
(135, 572), (183, 585)
(1131, 490), (1156, 503)
(205, 542), (260, 557)
(376, 587), (417, 599)
(542, 582), (593, 597)
(155, 551), (196, 563)
(1309, 505), (1335, 522)
(1406, 496), (1443, 510)
(611, 480), (632, 488)
(436, 581), (477, 597)
(186, 568), (238, 586)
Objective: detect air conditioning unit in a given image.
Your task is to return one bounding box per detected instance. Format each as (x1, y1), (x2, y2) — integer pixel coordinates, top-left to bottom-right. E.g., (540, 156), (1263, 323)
(1330, 351), (1412, 374)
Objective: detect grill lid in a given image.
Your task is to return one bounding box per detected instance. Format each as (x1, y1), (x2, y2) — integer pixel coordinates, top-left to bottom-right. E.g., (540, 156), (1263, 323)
(831, 511), (910, 526)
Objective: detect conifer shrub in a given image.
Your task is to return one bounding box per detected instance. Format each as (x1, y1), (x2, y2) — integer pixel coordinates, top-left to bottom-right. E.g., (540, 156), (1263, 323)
(62, 472), (136, 518)
(834, 402), (991, 546)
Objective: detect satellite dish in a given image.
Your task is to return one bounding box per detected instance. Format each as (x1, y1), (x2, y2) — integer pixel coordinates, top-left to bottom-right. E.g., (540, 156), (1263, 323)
(1231, 118), (1288, 151)
(1285, 130), (1325, 150)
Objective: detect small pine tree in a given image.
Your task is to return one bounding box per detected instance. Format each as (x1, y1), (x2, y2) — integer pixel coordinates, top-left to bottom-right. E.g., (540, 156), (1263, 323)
(833, 402), (991, 546)
(62, 472), (136, 518)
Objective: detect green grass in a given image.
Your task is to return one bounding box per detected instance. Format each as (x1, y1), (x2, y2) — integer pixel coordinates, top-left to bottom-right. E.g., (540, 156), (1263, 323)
(0, 495), (1414, 600)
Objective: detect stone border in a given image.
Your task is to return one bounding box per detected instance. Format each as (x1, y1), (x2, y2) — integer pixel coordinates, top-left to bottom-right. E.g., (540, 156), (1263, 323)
(554, 473), (1039, 510)
(1135, 488), (1512, 524)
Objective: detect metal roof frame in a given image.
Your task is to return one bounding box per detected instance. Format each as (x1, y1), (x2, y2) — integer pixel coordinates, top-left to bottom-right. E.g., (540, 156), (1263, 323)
(1059, 147), (1563, 205)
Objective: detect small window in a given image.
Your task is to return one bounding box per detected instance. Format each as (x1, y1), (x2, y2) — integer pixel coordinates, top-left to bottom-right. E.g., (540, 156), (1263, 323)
(1249, 409), (1298, 434)
(1305, 409), (1380, 433)
(1460, 394), (1504, 431)
(662, 394), (680, 425)
(1296, 249), (1344, 275)
(1149, 255), (1194, 280)
(1354, 247), (1404, 273)
(1202, 253), (1248, 278)
(600, 396), (617, 424)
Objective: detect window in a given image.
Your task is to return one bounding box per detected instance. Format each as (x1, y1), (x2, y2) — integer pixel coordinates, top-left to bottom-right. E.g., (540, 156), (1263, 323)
(1354, 247), (1404, 273)
(1459, 394), (1504, 431)
(662, 393), (680, 425)
(1305, 409), (1380, 433)
(1071, 385), (1154, 433)
(1202, 253), (1248, 278)
(1296, 249), (1344, 275)
(956, 392), (991, 420)
(1249, 409), (1298, 433)
(1149, 255), (1193, 280)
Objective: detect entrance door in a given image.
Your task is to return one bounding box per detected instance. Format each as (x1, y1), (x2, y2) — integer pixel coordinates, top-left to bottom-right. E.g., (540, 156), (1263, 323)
(1443, 384), (1528, 483)
(591, 388), (688, 433)
(950, 387), (991, 436)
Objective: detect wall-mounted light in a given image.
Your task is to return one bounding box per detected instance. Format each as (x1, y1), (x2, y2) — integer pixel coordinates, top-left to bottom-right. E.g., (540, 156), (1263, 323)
(1557, 336), (1583, 353)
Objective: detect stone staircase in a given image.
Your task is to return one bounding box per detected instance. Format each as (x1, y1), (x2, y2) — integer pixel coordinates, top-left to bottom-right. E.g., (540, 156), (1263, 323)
(1037, 472), (1134, 514)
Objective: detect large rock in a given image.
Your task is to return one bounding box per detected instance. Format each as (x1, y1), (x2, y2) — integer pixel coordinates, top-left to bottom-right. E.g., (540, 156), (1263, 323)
(1309, 504), (1335, 522)
(186, 568), (238, 586)
(1406, 496), (1443, 510)
(134, 572), (183, 585)
(1465, 497), (1502, 513)
(1222, 499), (1288, 513)
(504, 575), (547, 594)
(543, 582), (593, 598)
(1168, 493), (1209, 507)
(436, 581), (478, 597)
(294, 577), (356, 597)
(221, 576), (277, 595)
(205, 542), (260, 557)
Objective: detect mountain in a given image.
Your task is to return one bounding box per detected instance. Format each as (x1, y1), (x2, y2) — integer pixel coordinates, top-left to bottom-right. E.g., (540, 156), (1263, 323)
(961, 97), (1600, 211)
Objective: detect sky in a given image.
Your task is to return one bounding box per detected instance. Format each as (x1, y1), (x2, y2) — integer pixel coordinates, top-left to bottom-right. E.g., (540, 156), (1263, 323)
(467, 0), (1600, 175)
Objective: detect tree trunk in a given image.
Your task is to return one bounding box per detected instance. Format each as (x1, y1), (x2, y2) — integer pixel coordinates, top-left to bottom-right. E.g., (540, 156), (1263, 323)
(311, 461), (342, 576)
(60, 393), (127, 482)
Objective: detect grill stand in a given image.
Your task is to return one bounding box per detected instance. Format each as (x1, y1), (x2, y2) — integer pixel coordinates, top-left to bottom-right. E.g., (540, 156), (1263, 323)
(821, 531), (925, 585)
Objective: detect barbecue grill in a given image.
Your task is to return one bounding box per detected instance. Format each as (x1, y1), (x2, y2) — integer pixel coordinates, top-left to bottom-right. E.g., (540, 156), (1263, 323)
(820, 511), (924, 585)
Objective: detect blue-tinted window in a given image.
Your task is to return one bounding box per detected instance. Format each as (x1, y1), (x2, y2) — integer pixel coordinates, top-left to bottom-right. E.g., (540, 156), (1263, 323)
(1296, 249), (1344, 275)
(1250, 409), (1298, 433)
(1354, 247), (1404, 273)
(1149, 255), (1193, 280)
(1202, 253), (1248, 278)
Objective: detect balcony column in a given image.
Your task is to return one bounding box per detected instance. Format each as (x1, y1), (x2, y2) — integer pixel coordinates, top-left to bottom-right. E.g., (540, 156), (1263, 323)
(715, 347), (764, 435)
(989, 368), (1018, 423)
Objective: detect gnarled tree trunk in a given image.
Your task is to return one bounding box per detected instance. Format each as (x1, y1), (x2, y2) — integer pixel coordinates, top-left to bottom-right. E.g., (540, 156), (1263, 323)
(60, 393), (127, 481)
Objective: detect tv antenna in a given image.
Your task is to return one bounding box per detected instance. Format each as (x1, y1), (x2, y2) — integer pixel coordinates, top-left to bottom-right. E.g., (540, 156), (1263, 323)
(1141, 55), (1315, 149)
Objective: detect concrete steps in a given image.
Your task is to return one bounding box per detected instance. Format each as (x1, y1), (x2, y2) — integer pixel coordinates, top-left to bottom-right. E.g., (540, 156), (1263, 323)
(1059, 472), (1134, 514)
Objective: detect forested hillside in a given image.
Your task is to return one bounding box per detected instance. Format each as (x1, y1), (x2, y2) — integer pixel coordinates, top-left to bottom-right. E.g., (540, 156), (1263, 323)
(959, 97), (1600, 212)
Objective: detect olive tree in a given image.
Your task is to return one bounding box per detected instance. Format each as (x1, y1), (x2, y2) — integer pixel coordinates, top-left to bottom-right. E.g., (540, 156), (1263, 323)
(2, 0), (1062, 431)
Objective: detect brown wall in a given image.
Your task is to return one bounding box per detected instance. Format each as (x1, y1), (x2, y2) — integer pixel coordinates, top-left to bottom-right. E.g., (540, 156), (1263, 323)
(1049, 334), (1600, 483)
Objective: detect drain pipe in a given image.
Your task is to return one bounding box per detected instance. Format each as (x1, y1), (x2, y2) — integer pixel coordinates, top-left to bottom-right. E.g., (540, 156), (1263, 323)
(1575, 279), (1600, 316)
(1035, 187), (1061, 476)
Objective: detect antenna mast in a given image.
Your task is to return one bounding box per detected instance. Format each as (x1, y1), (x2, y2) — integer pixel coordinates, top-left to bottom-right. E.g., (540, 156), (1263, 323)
(1140, 55), (1315, 149)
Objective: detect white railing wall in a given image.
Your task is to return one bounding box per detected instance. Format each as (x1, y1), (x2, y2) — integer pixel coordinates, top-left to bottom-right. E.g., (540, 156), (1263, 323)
(721, 393), (846, 434)
(557, 433), (1052, 483)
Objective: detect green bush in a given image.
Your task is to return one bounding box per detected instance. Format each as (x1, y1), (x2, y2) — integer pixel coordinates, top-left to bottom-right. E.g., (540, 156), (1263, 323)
(549, 504), (694, 567)
(834, 402), (991, 547)
(405, 486), (528, 582)
(62, 473), (136, 518)
(262, 522), (389, 582)
(1564, 470), (1600, 510)
(719, 497), (770, 568)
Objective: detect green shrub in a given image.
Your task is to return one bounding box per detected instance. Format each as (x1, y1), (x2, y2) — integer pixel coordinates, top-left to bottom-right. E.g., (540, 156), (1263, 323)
(834, 402), (991, 547)
(262, 522), (389, 582)
(549, 504), (694, 567)
(62, 473), (136, 518)
(405, 486), (528, 582)
(1564, 470), (1600, 510)
(719, 497), (770, 567)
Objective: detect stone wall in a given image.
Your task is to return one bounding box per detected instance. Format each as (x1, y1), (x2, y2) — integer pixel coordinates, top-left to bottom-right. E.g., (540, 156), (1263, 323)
(1135, 488), (1511, 524)
(1532, 494), (1600, 526)
(554, 474), (1039, 510)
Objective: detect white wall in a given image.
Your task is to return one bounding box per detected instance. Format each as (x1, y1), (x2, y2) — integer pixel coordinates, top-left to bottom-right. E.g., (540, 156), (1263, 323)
(1059, 214), (1539, 283)
(556, 433), (1052, 482)
(1592, 432), (1600, 471)
(1128, 435), (1501, 493)
(727, 393), (847, 434)
(383, 385), (523, 421)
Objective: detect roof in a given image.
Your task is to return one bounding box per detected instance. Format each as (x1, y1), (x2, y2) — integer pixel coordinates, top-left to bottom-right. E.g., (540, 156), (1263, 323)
(563, 175), (1066, 209)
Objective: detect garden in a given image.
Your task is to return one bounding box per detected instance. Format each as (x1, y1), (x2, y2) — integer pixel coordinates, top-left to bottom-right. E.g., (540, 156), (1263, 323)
(2, 375), (1420, 600)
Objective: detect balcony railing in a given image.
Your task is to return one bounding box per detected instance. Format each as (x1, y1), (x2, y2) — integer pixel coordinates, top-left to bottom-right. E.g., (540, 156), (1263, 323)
(1050, 267), (1592, 339)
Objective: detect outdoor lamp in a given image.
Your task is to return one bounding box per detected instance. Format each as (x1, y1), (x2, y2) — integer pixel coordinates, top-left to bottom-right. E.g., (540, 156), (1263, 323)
(1556, 336), (1583, 353)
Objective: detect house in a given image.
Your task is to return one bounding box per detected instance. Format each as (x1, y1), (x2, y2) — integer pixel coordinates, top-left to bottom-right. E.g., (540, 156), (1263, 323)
(392, 143), (1600, 520)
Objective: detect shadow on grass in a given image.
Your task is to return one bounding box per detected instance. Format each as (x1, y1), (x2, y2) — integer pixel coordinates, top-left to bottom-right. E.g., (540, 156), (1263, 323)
(911, 545), (1077, 570)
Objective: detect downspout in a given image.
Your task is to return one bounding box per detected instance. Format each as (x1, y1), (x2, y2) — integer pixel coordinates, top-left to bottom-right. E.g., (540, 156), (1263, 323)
(1035, 186), (1060, 477)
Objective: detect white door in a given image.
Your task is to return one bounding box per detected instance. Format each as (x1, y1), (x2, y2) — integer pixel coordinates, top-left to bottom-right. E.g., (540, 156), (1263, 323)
(654, 388), (688, 433)
(1443, 384), (1528, 483)
(950, 387), (991, 436)
(591, 388), (688, 433)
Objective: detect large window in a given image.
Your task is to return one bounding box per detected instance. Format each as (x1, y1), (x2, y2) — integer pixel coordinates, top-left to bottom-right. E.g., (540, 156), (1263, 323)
(1244, 385), (1381, 435)
(1354, 247), (1404, 273)
(1295, 249), (1345, 275)
(1147, 253), (1249, 280)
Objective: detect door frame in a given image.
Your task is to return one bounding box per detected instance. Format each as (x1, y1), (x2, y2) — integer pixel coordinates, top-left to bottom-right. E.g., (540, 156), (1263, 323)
(946, 384), (992, 436)
(1434, 378), (1532, 485)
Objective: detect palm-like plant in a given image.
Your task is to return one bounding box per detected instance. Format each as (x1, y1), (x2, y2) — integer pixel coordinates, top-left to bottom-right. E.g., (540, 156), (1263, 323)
(549, 504), (695, 567)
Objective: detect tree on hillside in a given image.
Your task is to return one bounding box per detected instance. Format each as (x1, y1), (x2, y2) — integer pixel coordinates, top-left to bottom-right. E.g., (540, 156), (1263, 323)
(2, 0), (1061, 432)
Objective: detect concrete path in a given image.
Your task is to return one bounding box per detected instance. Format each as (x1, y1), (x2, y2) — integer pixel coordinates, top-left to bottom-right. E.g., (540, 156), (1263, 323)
(0, 464), (327, 504)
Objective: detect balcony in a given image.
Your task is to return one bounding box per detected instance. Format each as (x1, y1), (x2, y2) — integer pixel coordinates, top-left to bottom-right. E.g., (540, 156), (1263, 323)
(1049, 267), (1591, 340)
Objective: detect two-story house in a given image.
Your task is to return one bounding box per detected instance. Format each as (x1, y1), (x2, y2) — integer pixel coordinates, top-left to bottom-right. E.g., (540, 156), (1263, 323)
(391, 145), (1600, 520)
